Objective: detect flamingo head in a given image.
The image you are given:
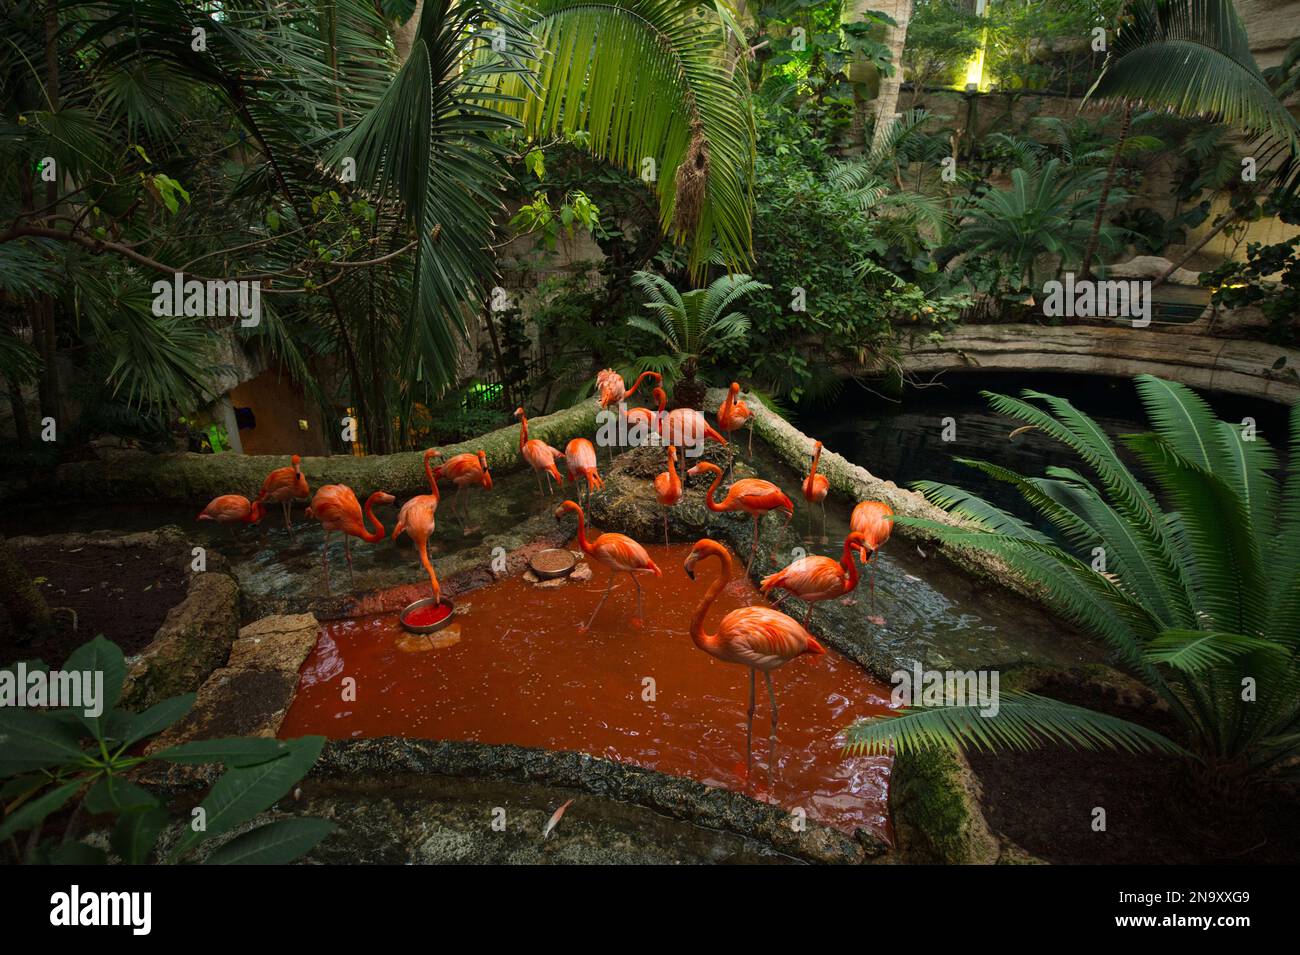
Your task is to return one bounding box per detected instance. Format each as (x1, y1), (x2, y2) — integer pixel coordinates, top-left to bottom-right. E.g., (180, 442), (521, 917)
(513, 406), (526, 419)
(729, 381), (740, 395)
(368, 491), (396, 507)
(248, 500), (267, 524)
(813, 440), (822, 453)
(651, 386), (666, 408)
(553, 499), (582, 522)
(686, 461), (720, 478)
(291, 453), (302, 467)
(683, 538), (727, 581)
(667, 444), (677, 463)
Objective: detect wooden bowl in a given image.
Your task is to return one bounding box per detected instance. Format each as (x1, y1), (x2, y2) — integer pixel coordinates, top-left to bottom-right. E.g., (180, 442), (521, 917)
(399, 597), (456, 634)
(529, 548), (576, 580)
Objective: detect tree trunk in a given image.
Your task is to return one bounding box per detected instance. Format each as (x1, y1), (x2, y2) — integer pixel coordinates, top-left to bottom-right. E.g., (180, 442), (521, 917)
(0, 535), (53, 640)
(1080, 101), (1133, 279)
(392, 0), (423, 63)
(859, 0), (914, 152)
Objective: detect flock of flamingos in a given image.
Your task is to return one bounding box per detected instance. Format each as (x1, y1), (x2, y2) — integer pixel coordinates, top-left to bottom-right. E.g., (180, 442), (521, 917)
(195, 371), (895, 772)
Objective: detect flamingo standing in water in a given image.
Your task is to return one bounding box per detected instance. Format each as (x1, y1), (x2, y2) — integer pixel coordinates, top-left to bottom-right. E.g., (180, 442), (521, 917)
(596, 369), (661, 464)
(555, 500), (661, 631)
(257, 454), (310, 539)
(564, 437), (604, 505)
(717, 382), (754, 469)
(515, 407), (564, 495)
(437, 449), (492, 533)
(197, 494), (266, 541)
(684, 538), (825, 784)
(848, 501), (894, 623)
(760, 531), (868, 628)
(653, 444), (683, 546)
(802, 441), (830, 542)
(687, 461), (793, 577)
(305, 485), (394, 592)
(650, 387), (727, 457)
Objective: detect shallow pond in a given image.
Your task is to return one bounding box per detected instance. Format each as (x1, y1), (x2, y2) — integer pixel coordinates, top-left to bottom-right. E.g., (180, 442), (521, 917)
(279, 541), (894, 837)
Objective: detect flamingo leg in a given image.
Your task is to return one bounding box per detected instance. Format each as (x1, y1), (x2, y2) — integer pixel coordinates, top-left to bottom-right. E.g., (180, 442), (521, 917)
(344, 534), (355, 589)
(630, 572), (645, 627)
(583, 569), (617, 631)
(663, 509), (669, 548)
(764, 671), (779, 789)
(803, 604), (813, 628)
(745, 514), (760, 577)
(321, 530), (331, 594)
(820, 499), (827, 544)
(747, 420), (754, 459)
(534, 469), (543, 496)
(283, 502), (293, 539)
(746, 667), (756, 781)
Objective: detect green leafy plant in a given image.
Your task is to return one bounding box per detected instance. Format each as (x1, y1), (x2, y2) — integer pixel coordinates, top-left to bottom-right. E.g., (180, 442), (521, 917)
(627, 270), (768, 407)
(846, 376), (1300, 796)
(1, 636), (332, 865)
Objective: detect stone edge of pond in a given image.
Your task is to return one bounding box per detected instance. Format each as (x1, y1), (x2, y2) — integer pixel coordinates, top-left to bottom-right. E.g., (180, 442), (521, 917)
(308, 736), (889, 866)
(20, 400), (598, 505)
(707, 387), (1045, 608)
(7, 525), (242, 710)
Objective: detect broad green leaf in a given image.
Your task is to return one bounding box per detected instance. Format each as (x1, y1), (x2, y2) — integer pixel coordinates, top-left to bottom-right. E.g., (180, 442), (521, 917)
(0, 707), (89, 777)
(84, 777), (161, 815)
(63, 635), (126, 740)
(202, 818), (336, 865)
(106, 693), (196, 748)
(0, 780), (83, 841)
(111, 806), (170, 865)
(148, 737), (302, 768)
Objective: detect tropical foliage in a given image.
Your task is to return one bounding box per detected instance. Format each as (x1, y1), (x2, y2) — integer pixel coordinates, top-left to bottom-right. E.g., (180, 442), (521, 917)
(0, 636), (330, 864)
(846, 376), (1300, 792)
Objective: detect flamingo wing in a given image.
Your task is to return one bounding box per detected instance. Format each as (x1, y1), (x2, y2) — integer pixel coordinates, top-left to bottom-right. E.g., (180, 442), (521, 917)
(593, 533), (661, 575)
(760, 556), (845, 602)
(717, 606), (824, 670)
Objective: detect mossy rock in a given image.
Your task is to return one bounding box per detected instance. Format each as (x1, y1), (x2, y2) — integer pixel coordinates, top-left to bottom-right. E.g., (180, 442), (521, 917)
(890, 745), (1002, 864)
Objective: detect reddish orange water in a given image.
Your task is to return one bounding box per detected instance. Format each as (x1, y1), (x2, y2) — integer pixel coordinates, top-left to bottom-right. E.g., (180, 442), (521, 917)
(280, 542), (895, 836)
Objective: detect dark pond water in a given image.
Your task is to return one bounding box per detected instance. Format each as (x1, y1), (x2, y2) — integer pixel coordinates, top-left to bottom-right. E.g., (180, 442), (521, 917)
(792, 371), (1291, 531)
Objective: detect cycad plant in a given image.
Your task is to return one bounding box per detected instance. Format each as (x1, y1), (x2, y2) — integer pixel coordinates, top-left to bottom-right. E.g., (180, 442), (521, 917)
(846, 375), (1300, 796)
(627, 270), (767, 408)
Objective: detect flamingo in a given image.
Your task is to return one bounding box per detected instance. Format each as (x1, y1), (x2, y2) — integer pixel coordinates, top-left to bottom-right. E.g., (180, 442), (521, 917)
(687, 461), (793, 577)
(437, 449), (492, 533)
(802, 440), (830, 542)
(392, 495), (442, 604)
(420, 447), (442, 493)
(684, 538), (825, 784)
(305, 485), (394, 593)
(848, 501), (895, 622)
(257, 454), (310, 539)
(197, 494), (266, 541)
(554, 500), (661, 631)
(515, 407), (564, 495)
(760, 531), (868, 628)
(650, 387), (727, 456)
(653, 444), (684, 546)
(717, 382), (754, 469)
(596, 369), (661, 464)
(563, 437), (604, 505)
(595, 368), (661, 410)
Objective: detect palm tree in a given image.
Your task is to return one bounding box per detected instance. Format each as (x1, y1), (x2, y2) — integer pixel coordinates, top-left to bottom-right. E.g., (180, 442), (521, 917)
(626, 270), (767, 408)
(845, 376), (1300, 796)
(1079, 0), (1300, 276)
(955, 156), (1123, 290)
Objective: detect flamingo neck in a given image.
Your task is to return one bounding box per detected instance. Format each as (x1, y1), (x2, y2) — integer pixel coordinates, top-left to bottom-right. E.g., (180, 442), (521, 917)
(840, 536), (860, 589)
(359, 494), (386, 542)
(668, 452), (680, 492)
(690, 549), (731, 653)
(570, 507), (593, 555)
(518, 415), (528, 450)
(424, 451), (438, 494)
(703, 467), (725, 512)
(626, 372), (655, 400)
(809, 446), (822, 482)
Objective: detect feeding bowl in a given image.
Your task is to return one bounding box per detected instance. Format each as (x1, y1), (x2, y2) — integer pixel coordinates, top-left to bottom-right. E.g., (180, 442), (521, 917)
(399, 597), (456, 633)
(529, 548), (576, 580)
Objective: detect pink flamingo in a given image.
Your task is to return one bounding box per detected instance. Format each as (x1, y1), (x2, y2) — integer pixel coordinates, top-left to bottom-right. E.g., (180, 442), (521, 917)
(716, 381), (754, 467)
(564, 437), (604, 505)
(596, 369), (661, 464)
(305, 485), (394, 592)
(649, 387), (727, 456)
(684, 538), (825, 783)
(515, 407), (564, 495)
(802, 440), (830, 542)
(257, 454), (310, 539)
(197, 494), (266, 541)
(392, 495), (442, 604)
(848, 501), (895, 622)
(555, 499), (661, 631)
(653, 444), (683, 546)
(437, 449), (492, 533)
(687, 460), (793, 576)
(760, 531), (868, 628)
